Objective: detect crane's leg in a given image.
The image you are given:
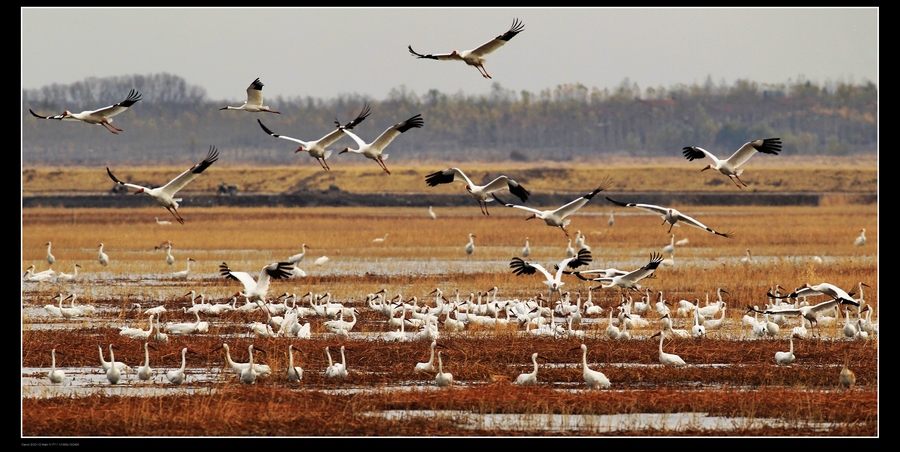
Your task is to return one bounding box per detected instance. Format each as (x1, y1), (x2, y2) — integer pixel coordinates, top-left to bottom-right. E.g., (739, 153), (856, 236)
(318, 158), (330, 171)
(480, 201), (489, 216)
(559, 225), (570, 237)
(167, 206), (185, 225)
(734, 175), (748, 187)
(667, 223), (674, 233)
(378, 159), (391, 175)
(100, 122), (120, 134)
(478, 65), (492, 79)
(729, 176), (744, 189)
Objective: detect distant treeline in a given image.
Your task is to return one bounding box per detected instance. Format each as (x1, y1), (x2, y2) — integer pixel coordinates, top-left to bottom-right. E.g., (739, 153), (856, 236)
(22, 73), (877, 166)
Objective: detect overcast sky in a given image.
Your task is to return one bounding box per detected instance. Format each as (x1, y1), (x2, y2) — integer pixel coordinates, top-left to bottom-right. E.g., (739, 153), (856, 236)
(21, 7), (878, 102)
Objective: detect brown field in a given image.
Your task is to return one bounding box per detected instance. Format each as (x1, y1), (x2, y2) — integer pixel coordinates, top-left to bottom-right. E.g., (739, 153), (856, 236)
(22, 155), (878, 195)
(21, 194), (878, 437)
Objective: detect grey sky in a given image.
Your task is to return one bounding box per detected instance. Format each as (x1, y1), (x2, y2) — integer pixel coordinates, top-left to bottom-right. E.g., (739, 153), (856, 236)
(21, 7), (878, 102)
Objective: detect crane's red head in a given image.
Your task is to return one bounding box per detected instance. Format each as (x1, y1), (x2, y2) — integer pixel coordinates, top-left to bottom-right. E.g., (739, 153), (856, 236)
(526, 213), (537, 221)
(295, 146), (306, 153)
(134, 188), (145, 194)
(339, 147), (349, 154)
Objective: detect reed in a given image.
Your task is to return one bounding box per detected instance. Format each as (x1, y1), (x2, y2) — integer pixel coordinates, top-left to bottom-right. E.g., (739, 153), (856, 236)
(22, 202), (877, 436)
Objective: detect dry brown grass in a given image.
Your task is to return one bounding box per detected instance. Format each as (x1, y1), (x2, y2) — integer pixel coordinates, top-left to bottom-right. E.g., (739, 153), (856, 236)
(22, 156), (877, 195)
(21, 201), (878, 436)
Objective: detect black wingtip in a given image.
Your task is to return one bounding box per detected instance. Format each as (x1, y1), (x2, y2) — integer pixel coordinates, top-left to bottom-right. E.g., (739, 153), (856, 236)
(605, 196), (628, 207)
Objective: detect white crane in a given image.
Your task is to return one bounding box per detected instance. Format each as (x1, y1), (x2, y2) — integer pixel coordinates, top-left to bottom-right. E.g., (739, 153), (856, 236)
(138, 342), (154, 382)
(681, 138), (782, 188)
(98, 343), (131, 374)
(165, 247), (175, 266)
(572, 344), (610, 389)
(288, 244), (311, 264)
(565, 239), (576, 258)
(521, 237), (531, 258)
(338, 113), (424, 175)
(24, 265), (55, 283)
(166, 347), (188, 385)
(435, 351), (453, 387)
(45, 241), (55, 266)
(239, 345), (261, 384)
(509, 248), (592, 303)
(56, 263), (81, 284)
(425, 167), (530, 215)
(373, 233), (389, 243)
(97, 243), (110, 266)
(691, 309), (706, 338)
(515, 352), (540, 386)
(155, 217), (172, 225)
(854, 228), (867, 246)
(429, 206), (437, 220)
(465, 233), (476, 256)
(491, 177), (612, 237)
(768, 282), (863, 308)
(107, 146), (219, 224)
(407, 18), (524, 79)
(774, 336), (796, 365)
(220, 78), (280, 114)
(48, 349), (65, 384)
(218, 343), (271, 377)
(287, 344), (303, 382)
(324, 346), (348, 380)
(219, 261), (293, 303)
(651, 331), (686, 367)
(29, 89), (142, 134)
(257, 103), (370, 171)
(606, 197), (731, 237)
(105, 344), (124, 385)
(662, 235), (675, 254)
(172, 258), (196, 279)
(608, 211), (615, 227)
(119, 314), (155, 340)
(574, 253), (664, 292)
(415, 340), (439, 373)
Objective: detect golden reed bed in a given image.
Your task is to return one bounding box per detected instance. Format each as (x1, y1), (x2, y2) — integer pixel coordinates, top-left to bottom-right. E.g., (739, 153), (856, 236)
(22, 177), (877, 436)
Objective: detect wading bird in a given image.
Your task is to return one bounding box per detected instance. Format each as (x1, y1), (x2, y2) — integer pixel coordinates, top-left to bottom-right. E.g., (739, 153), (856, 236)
(338, 114), (424, 175)
(425, 167), (530, 215)
(774, 336), (796, 365)
(97, 243), (109, 266)
(166, 347), (188, 385)
(287, 344), (303, 382)
(515, 352), (540, 386)
(435, 351), (453, 387)
(257, 103), (370, 171)
(324, 346), (348, 380)
(239, 345), (261, 384)
(288, 244), (311, 264)
(105, 344), (124, 384)
(651, 331), (686, 367)
(172, 258), (196, 279)
(155, 217), (172, 225)
(854, 228), (867, 246)
(509, 248), (592, 303)
(839, 352), (855, 389)
(45, 242), (55, 266)
(107, 146), (219, 225)
(407, 18), (524, 79)
(220, 78), (279, 114)
(24, 265), (55, 283)
(138, 342), (154, 382)
(415, 340), (439, 373)
(574, 253), (664, 292)
(218, 343), (271, 377)
(492, 177), (612, 237)
(48, 349), (65, 384)
(220, 261), (293, 303)
(57, 264), (81, 284)
(521, 237), (531, 258)
(572, 344), (610, 389)
(681, 138), (782, 188)
(606, 197), (731, 237)
(29, 89), (142, 134)
(465, 233), (476, 256)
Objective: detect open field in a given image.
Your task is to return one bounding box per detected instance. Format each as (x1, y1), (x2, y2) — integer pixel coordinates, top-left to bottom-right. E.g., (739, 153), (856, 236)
(22, 155), (878, 195)
(21, 199), (878, 437)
